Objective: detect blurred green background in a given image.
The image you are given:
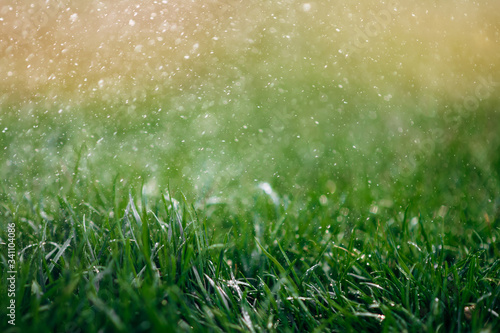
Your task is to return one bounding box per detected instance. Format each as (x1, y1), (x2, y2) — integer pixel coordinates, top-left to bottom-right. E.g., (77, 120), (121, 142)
(1, 0), (499, 215)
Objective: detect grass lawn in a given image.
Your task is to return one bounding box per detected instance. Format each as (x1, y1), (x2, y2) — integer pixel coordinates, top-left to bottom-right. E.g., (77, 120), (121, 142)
(1, 1), (500, 332)
(1, 94), (499, 332)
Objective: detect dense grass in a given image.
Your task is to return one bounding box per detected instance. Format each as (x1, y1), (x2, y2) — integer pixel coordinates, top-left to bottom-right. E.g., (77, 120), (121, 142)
(1, 99), (500, 332)
(1, 171), (499, 332)
(2, 1), (500, 331)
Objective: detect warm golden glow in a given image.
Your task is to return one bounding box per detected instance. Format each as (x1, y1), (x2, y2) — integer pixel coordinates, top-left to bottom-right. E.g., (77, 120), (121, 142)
(1, 1), (499, 106)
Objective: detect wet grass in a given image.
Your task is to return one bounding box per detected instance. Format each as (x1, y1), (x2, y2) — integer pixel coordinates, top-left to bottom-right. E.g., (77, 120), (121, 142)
(1, 173), (499, 332)
(1, 97), (500, 332)
(2, 1), (500, 330)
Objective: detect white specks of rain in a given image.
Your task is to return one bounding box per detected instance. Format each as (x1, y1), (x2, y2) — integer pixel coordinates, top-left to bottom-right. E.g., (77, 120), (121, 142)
(0, 0), (498, 209)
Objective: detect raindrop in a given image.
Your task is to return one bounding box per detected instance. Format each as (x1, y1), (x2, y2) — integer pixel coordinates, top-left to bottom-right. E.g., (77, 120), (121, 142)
(302, 3), (312, 12)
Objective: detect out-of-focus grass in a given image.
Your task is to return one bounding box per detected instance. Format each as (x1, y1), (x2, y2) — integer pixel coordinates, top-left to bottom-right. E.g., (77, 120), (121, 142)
(1, 86), (499, 210)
